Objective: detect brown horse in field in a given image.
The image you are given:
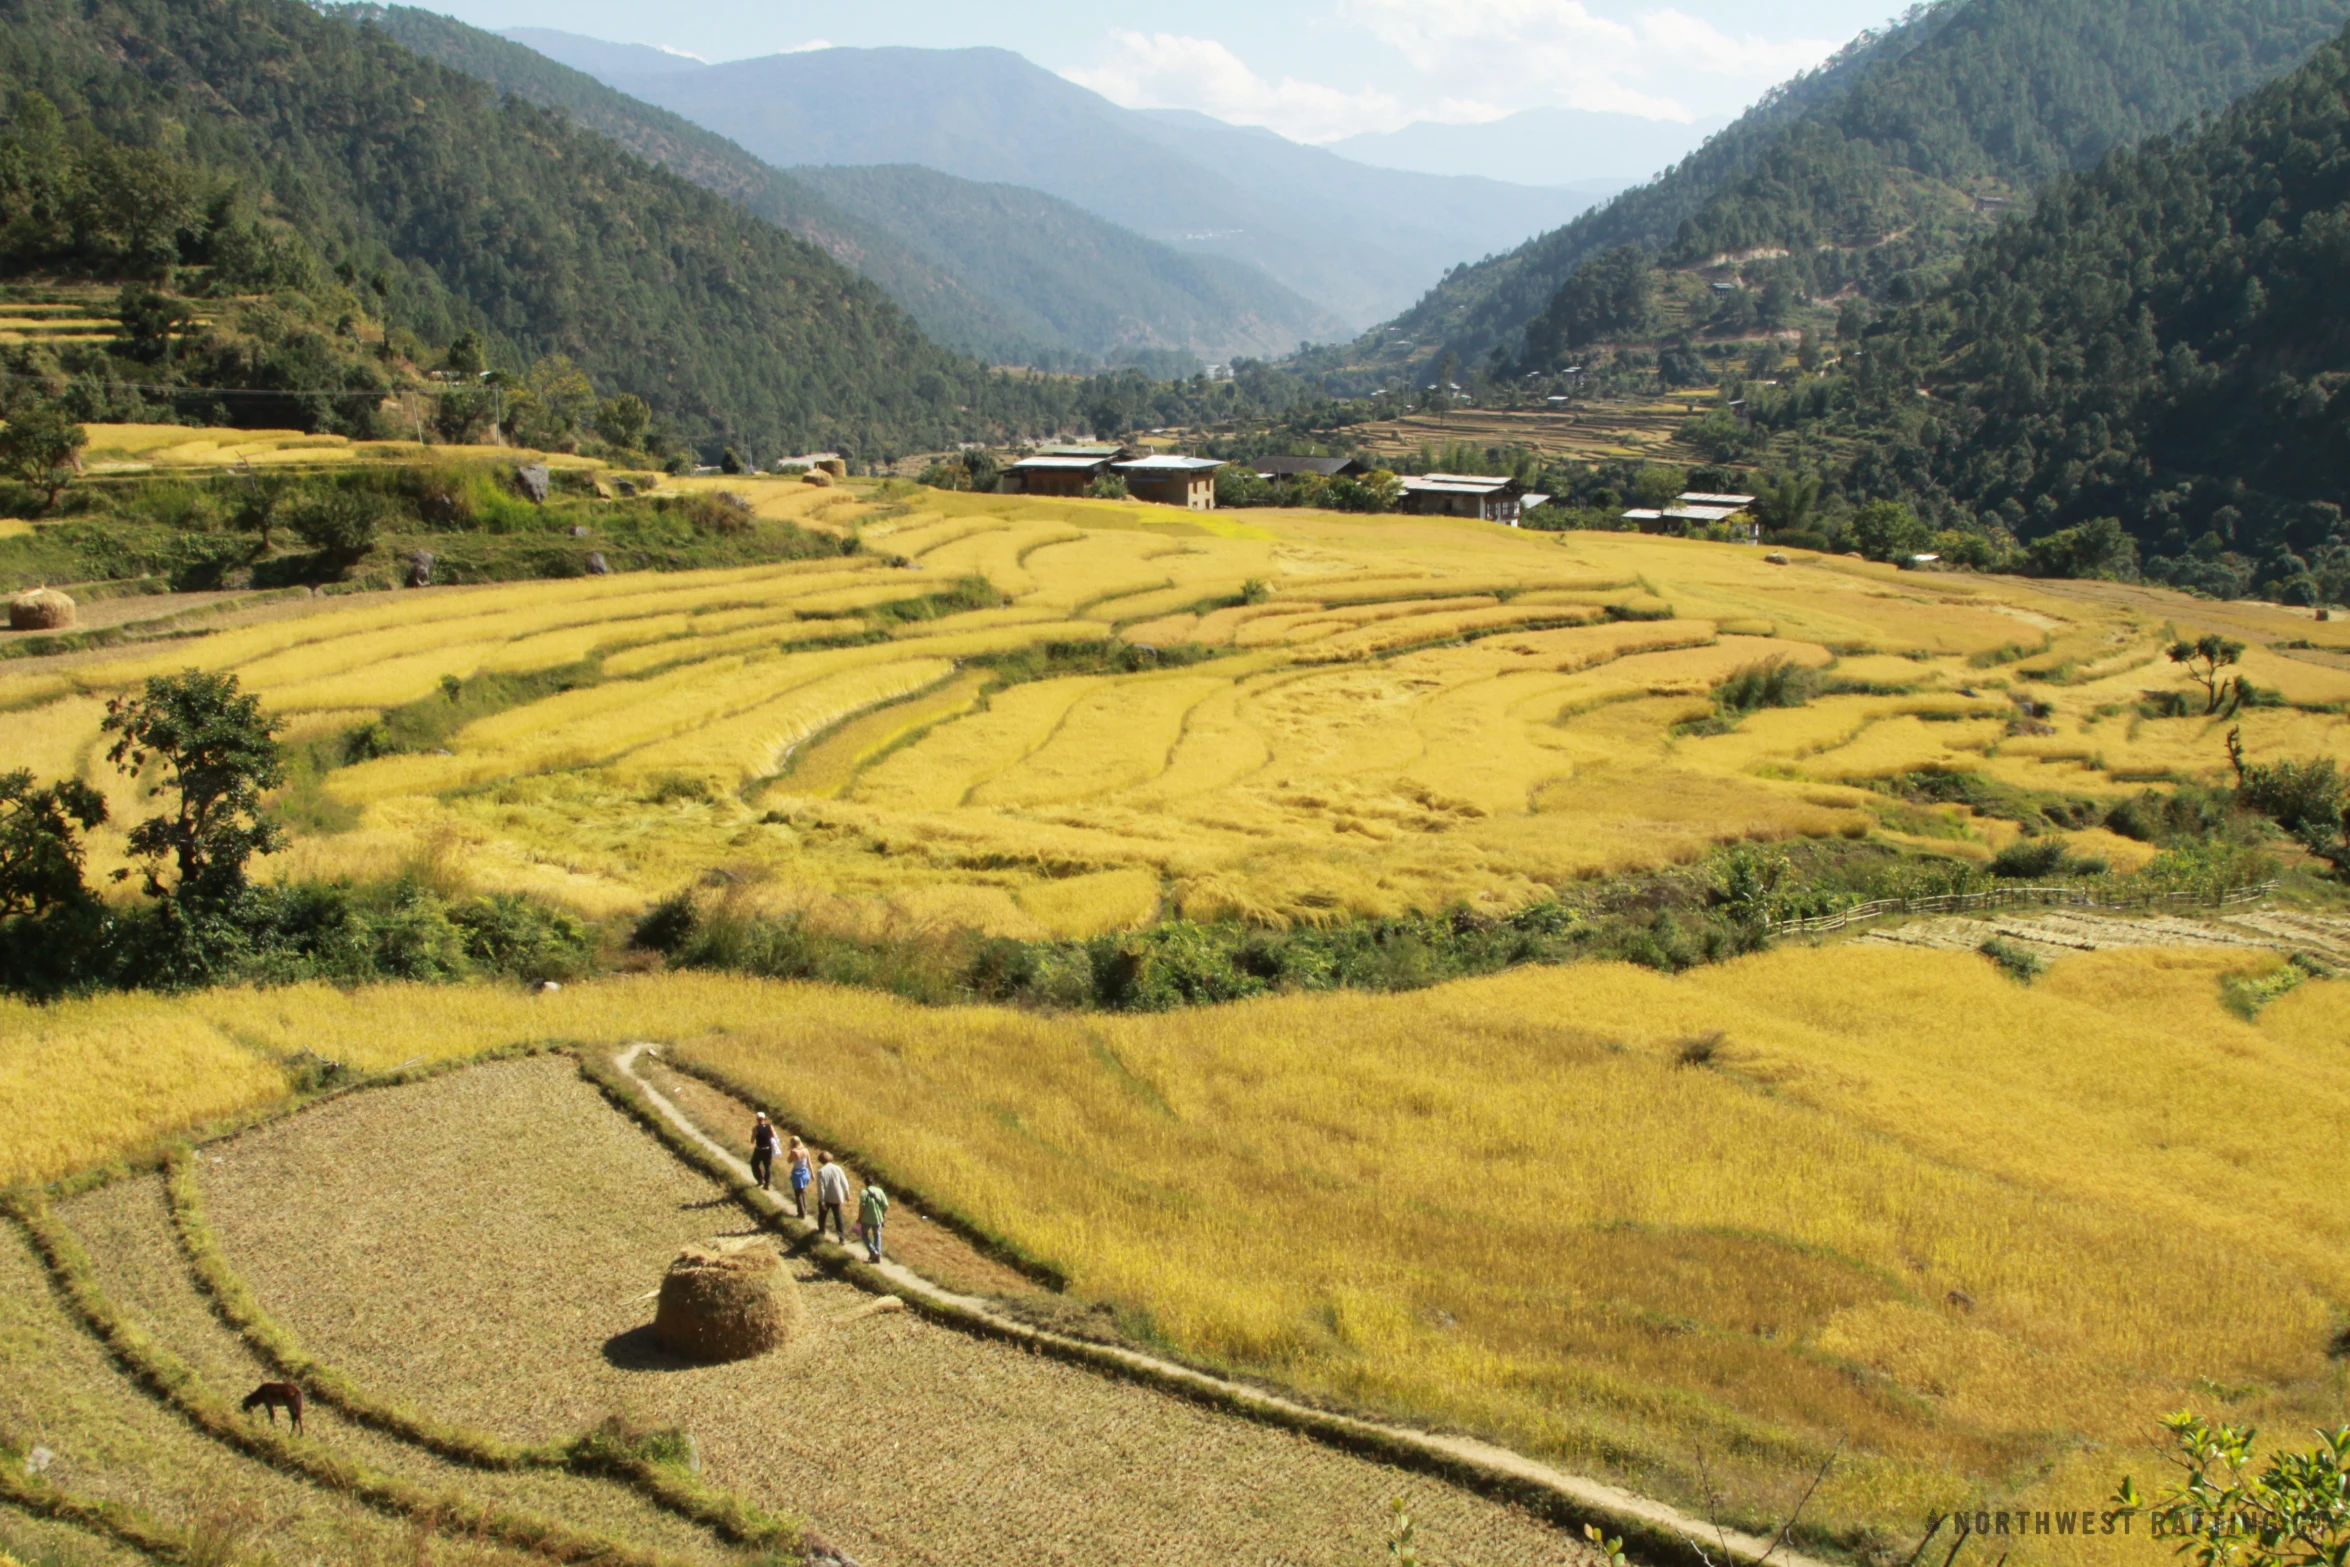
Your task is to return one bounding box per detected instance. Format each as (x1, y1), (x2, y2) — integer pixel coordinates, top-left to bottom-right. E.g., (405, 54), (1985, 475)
(242, 1381), (304, 1433)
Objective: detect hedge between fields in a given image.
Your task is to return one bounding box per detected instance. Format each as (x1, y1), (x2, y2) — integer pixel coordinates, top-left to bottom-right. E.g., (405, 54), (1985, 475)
(159, 1148), (799, 1552)
(2, 1191), (703, 1567)
(580, 1044), (1798, 1567)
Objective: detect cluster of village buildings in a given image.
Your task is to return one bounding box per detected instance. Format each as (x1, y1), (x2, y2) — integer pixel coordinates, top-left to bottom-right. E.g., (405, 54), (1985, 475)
(1001, 444), (1758, 539)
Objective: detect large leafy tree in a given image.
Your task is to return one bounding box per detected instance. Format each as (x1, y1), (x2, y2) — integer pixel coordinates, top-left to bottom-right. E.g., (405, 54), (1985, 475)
(0, 399), (86, 507)
(0, 769), (106, 918)
(102, 671), (286, 912)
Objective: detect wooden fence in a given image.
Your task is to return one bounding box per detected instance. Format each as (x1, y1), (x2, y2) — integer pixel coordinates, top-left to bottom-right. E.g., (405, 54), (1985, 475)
(1765, 880), (2279, 937)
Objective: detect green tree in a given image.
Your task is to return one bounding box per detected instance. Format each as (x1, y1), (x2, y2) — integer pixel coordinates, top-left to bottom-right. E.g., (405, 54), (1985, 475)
(0, 770), (108, 919)
(114, 283), (197, 363)
(289, 490), (390, 569)
(230, 476), (288, 553)
(2116, 1415), (2350, 1567)
(1851, 498), (1928, 561)
(2027, 517), (2139, 580)
(442, 331), (486, 376)
(0, 400), (87, 508)
(2169, 634), (2248, 714)
(1753, 470), (1822, 534)
(102, 671), (286, 910)
(594, 393), (651, 450)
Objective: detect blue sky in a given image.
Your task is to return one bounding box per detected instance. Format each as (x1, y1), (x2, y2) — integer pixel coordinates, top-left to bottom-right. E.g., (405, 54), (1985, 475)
(416, 0), (1914, 141)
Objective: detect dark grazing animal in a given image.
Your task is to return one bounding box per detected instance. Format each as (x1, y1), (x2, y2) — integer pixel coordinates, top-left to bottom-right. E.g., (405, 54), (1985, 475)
(242, 1381), (304, 1433)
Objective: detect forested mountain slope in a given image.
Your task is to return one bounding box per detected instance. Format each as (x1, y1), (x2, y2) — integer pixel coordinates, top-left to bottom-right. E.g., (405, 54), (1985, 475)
(361, 9), (1338, 367)
(1838, 18), (2350, 601)
(1327, 0), (2350, 384)
(789, 166), (1347, 365)
(0, 0), (1070, 456)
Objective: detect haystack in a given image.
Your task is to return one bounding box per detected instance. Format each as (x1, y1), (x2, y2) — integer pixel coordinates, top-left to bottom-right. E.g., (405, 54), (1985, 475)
(9, 587), (74, 630)
(801, 470), (834, 487)
(653, 1237), (801, 1362)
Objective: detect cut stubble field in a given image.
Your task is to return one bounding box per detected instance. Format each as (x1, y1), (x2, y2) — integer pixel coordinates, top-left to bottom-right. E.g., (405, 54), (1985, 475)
(184, 1054), (1589, 1567)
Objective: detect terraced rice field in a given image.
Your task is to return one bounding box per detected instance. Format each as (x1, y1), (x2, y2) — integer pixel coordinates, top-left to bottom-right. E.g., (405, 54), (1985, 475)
(1346, 396), (1710, 463)
(177, 1054), (1584, 1567)
(6, 950), (2344, 1567)
(9, 472), (2346, 934)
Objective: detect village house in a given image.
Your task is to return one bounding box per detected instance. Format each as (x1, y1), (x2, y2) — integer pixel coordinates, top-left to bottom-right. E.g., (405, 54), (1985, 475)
(1114, 454), (1222, 510)
(1396, 472), (1527, 526)
(1002, 443), (1133, 497)
(1255, 455), (1367, 481)
(1621, 490), (1761, 542)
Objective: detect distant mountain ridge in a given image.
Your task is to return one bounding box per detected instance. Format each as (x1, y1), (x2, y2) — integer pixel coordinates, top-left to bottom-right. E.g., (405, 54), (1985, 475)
(511, 33), (1608, 330)
(1329, 109), (1729, 188)
(1314, 0), (2350, 384)
(365, 9), (1341, 366)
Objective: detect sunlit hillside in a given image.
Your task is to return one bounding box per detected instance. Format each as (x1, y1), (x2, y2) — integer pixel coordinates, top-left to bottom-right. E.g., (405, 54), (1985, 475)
(8, 471), (2348, 935)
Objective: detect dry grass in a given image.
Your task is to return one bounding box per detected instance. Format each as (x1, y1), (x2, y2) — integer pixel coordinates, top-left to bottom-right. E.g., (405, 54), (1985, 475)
(0, 1212), (548, 1567)
(0, 994), (291, 1187)
(52, 1174), (732, 1563)
(654, 954), (2350, 1566)
(193, 1054), (1587, 1567)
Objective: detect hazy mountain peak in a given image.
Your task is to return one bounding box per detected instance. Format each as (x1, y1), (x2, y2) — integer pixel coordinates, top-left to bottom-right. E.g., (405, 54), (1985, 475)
(501, 26), (712, 77)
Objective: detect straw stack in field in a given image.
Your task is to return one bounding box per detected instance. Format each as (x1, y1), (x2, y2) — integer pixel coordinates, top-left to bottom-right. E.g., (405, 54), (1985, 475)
(9, 586), (74, 629)
(652, 1237), (801, 1361)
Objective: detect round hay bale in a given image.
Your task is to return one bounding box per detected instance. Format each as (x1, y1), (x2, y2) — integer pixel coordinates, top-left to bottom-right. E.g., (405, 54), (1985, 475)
(653, 1238), (801, 1362)
(9, 587), (74, 630)
(800, 470), (834, 487)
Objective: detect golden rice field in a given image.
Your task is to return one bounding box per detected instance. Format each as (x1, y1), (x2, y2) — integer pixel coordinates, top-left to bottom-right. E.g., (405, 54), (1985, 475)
(3, 954), (2344, 1565)
(8, 473), (2347, 934)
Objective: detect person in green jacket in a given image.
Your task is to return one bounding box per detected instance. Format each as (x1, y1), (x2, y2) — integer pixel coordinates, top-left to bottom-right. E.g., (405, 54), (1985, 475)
(858, 1181), (889, 1264)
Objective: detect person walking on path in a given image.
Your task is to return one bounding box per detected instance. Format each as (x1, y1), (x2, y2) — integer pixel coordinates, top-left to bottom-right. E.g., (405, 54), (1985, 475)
(787, 1137), (812, 1219)
(749, 1112), (778, 1190)
(815, 1153), (851, 1243)
(858, 1181), (889, 1264)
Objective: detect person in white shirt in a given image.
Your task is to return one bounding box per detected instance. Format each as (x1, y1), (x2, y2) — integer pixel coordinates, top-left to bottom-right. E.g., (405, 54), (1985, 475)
(815, 1152), (851, 1243)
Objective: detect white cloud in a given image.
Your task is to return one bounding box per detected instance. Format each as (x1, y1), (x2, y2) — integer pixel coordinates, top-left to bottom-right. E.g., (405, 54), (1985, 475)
(1340, 0), (1839, 121)
(1062, 31), (1404, 143)
(1062, 4), (1843, 145)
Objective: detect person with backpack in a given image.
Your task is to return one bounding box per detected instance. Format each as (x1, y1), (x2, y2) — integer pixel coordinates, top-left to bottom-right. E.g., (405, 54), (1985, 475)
(787, 1137), (812, 1218)
(858, 1181), (890, 1264)
(749, 1112), (778, 1190)
(815, 1152), (851, 1243)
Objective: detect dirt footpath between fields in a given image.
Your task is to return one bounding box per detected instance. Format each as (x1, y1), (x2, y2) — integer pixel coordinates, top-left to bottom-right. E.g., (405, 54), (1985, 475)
(1857, 907), (2350, 965)
(616, 1044), (1840, 1567)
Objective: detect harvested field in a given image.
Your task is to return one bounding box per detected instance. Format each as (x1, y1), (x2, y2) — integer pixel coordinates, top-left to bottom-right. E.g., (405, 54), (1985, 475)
(1858, 908), (2350, 964)
(195, 1055), (1588, 1567)
(0, 1215), (544, 1567)
(52, 1174), (730, 1563)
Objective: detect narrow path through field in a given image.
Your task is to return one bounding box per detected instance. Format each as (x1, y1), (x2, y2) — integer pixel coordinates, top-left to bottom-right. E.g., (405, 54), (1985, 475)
(613, 1043), (1835, 1567)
